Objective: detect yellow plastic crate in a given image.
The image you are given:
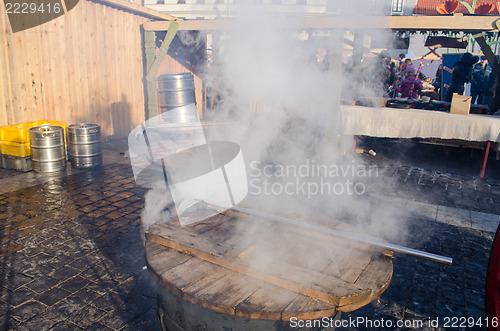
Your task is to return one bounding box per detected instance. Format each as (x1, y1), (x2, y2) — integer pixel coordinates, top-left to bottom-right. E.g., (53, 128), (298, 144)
(0, 141), (31, 157)
(0, 123), (30, 143)
(0, 120), (68, 143)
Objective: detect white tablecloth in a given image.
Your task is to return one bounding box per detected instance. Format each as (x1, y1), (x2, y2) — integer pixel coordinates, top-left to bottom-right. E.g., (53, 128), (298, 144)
(340, 105), (500, 143)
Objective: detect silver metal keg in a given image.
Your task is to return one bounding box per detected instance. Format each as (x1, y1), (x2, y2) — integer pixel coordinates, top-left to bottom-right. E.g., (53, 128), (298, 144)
(158, 73), (196, 111)
(29, 125), (66, 173)
(67, 123), (102, 168)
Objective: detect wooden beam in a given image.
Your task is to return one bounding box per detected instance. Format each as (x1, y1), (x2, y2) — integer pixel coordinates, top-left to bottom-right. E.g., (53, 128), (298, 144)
(93, 0), (180, 21)
(143, 14), (500, 32)
(145, 222), (372, 307)
(146, 21), (179, 82)
(144, 31), (159, 122)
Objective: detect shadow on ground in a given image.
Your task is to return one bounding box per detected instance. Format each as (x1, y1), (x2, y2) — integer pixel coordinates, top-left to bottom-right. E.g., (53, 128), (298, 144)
(0, 163), (161, 330)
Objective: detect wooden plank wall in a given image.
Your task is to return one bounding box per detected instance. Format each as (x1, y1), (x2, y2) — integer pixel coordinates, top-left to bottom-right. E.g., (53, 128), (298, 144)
(0, 0), (153, 140)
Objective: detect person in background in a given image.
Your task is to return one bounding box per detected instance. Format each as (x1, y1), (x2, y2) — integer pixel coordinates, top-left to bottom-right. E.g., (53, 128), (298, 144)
(421, 77), (437, 100)
(385, 60), (398, 97)
(444, 52), (479, 102)
(471, 56), (492, 104)
(432, 64), (443, 100)
(393, 58), (414, 96)
(484, 55), (500, 114)
(398, 67), (423, 99)
(362, 51), (392, 97)
(397, 53), (406, 73)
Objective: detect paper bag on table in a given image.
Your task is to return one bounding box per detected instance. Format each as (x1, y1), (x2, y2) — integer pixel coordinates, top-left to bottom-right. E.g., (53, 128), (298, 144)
(450, 93), (471, 115)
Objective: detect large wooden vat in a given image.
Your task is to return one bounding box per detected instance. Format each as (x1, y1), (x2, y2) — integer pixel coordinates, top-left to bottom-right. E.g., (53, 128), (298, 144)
(145, 209), (393, 330)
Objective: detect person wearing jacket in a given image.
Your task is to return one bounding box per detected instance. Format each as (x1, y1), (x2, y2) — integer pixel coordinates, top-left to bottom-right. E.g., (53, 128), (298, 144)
(398, 68), (423, 99)
(444, 52), (479, 102)
(471, 56), (492, 104)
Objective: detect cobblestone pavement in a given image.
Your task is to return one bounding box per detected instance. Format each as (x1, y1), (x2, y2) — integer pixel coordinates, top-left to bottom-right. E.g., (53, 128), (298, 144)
(0, 138), (498, 330)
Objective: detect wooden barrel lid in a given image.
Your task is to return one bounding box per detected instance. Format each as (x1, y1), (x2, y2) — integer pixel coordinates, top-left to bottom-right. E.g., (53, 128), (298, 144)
(145, 210), (393, 321)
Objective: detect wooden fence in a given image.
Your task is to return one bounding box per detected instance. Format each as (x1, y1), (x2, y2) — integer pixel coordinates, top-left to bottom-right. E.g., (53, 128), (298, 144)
(0, 0), (192, 141)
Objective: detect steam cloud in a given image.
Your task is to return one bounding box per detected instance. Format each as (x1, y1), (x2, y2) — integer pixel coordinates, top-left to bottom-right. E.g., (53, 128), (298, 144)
(139, 1), (409, 275)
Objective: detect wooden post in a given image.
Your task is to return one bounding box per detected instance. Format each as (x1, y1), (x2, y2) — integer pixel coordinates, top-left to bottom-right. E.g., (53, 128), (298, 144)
(473, 32), (500, 113)
(480, 141), (491, 179)
(326, 29), (344, 154)
(145, 21), (179, 83)
(144, 22), (179, 124)
(351, 32), (364, 69)
(144, 30), (158, 123)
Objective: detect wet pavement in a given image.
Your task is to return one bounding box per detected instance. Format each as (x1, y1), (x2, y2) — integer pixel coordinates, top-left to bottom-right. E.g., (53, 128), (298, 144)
(0, 137), (499, 330)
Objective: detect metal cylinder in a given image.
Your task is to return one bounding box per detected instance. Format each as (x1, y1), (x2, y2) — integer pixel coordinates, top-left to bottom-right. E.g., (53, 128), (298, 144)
(29, 125), (66, 173)
(67, 123), (102, 168)
(227, 205), (453, 265)
(158, 73), (196, 111)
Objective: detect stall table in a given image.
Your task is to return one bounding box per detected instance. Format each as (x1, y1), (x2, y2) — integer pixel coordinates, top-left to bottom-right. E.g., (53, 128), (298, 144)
(340, 105), (500, 178)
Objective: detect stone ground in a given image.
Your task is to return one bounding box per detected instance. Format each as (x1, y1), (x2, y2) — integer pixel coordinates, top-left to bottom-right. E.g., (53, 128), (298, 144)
(0, 137), (498, 330)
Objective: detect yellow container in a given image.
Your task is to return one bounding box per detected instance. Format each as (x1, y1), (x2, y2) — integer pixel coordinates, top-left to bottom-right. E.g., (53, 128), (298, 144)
(0, 123), (30, 143)
(0, 121), (68, 144)
(0, 141), (31, 157)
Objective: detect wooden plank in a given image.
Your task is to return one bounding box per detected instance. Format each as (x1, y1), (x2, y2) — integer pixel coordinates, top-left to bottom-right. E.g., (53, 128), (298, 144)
(146, 241), (192, 275)
(199, 215), (241, 244)
(107, 5), (119, 135)
(97, 0), (180, 21)
(235, 283), (301, 320)
(282, 244), (338, 274)
(144, 31), (158, 122)
(40, 21), (54, 121)
(147, 222), (228, 257)
(8, 29), (28, 123)
(161, 256), (222, 297)
(146, 221), (372, 306)
(182, 268), (262, 316)
(45, 22), (60, 121)
(31, 28), (45, 121)
(247, 214), (378, 283)
(133, 15), (147, 127)
(54, 15), (70, 123)
(127, 14), (140, 129)
(32, 23), (47, 120)
(0, 1), (14, 124)
(322, 247), (373, 284)
(282, 295), (337, 321)
(338, 255), (393, 312)
(120, 9), (134, 136)
(19, 28), (33, 123)
(145, 21), (179, 83)
(182, 213), (230, 234)
(20, 28), (38, 121)
(97, 3), (109, 128)
(76, 1), (92, 124)
(143, 15), (500, 32)
(354, 255), (393, 292)
(66, 8), (83, 124)
(119, 5), (130, 136)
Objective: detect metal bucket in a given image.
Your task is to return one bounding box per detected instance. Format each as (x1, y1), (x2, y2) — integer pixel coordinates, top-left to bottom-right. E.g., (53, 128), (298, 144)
(29, 126), (66, 173)
(158, 73), (196, 111)
(67, 123), (102, 168)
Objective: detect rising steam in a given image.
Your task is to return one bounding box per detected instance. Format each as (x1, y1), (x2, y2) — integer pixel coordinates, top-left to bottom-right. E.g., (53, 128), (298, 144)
(138, 1), (409, 273)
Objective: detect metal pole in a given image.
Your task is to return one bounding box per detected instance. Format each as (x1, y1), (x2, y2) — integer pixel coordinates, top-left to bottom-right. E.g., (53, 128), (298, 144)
(229, 205), (453, 266)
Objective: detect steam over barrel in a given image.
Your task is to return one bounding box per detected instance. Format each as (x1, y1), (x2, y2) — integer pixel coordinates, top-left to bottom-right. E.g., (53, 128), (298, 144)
(29, 125), (66, 173)
(67, 123), (102, 168)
